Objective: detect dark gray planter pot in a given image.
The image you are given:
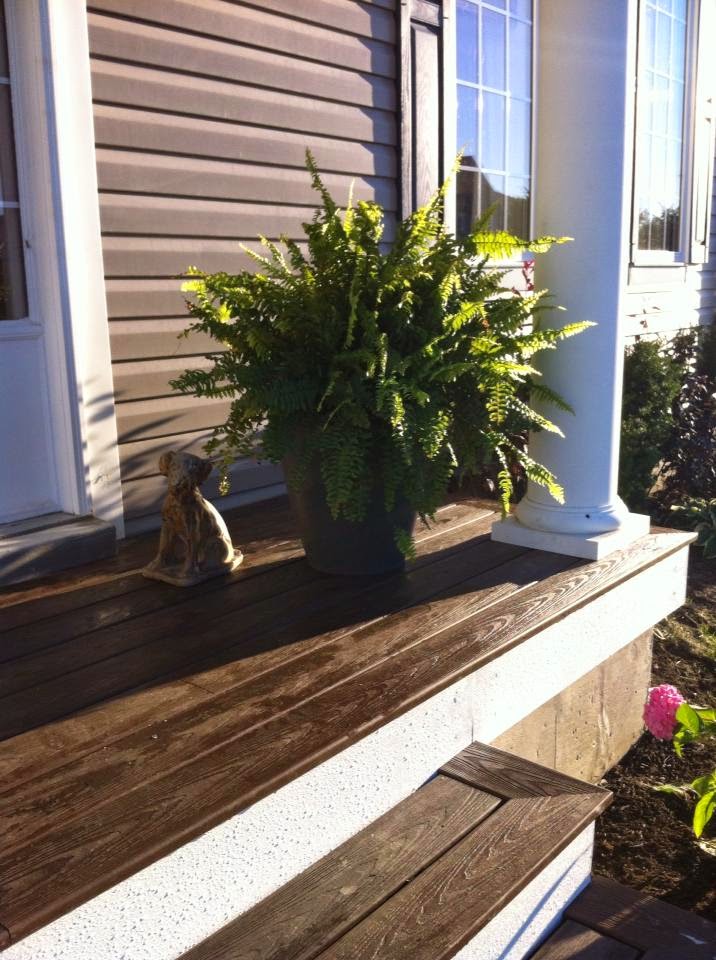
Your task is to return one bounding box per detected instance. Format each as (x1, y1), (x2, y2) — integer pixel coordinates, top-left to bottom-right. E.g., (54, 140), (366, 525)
(283, 455), (416, 576)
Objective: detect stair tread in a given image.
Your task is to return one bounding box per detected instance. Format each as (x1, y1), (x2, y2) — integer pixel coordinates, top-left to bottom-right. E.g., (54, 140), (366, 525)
(179, 742), (610, 960)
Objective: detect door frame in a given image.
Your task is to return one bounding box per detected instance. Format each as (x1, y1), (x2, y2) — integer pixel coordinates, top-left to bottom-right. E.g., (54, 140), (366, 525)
(5, 0), (124, 534)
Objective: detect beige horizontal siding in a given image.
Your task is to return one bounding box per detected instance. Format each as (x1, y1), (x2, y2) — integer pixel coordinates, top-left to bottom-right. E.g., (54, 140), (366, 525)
(109, 318), (217, 361)
(88, 0), (398, 530)
(88, 0), (396, 76)
(93, 107), (397, 178)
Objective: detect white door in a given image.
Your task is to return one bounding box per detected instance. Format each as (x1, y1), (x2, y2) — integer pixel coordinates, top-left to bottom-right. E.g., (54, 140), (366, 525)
(0, 0), (78, 524)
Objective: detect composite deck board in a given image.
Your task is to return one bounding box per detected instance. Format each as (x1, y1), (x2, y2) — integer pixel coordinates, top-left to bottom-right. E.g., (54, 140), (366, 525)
(530, 919), (639, 959)
(566, 875), (716, 954)
(441, 740), (602, 798)
(0, 496), (297, 633)
(179, 742), (609, 960)
(1, 531), (522, 854)
(0, 504), (491, 724)
(180, 775), (500, 960)
(317, 794), (606, 960)
(0, 501), (484, 788)
(0, 498), (690, 946)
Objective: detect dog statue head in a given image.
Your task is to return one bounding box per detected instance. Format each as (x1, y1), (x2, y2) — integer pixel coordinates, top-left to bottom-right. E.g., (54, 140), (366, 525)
(158, 451), (213, 495)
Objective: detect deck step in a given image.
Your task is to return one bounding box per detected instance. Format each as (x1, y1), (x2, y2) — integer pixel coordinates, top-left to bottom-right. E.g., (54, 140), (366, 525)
(179, 742), (611, 960)
(0, 513), (116, 587)
(564, 876), (716, 958)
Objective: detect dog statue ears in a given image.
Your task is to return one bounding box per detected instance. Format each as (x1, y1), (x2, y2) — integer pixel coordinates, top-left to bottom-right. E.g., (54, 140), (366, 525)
(142, 451), (243, 587)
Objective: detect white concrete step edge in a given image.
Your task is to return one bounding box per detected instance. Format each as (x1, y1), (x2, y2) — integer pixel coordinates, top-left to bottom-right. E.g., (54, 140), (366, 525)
(4, 544), (689, 960)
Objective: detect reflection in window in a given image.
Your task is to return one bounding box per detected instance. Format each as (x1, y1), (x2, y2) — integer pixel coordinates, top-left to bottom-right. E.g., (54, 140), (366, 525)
(634, 0), (687, 252)
(456, 0), (532, 239)
(0, 1), (28, 321)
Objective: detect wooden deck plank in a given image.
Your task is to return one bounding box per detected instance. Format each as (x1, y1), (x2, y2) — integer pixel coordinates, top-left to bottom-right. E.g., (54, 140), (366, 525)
(0, 507), (690, 947)
(566, 876), (716, 954)
(178, 775), (500, 960)
(530, 919), (640, 959)
(0, 552), (574, 939)
(0, 500), (477, 657)
(316, 794), (609, 960)
(0, 533), (523, 858)
(0, 495), (294, 623)
(0, 508), (497, 738)
(440, 741), (601, 798)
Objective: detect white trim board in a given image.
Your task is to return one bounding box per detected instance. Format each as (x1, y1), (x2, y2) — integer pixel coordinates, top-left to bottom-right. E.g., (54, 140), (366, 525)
(39, 0), (124, 534)
(3, 544), (689, 960)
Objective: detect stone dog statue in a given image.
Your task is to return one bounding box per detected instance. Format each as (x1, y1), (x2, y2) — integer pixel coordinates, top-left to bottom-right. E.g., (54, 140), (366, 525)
(142, 451), (243, 586)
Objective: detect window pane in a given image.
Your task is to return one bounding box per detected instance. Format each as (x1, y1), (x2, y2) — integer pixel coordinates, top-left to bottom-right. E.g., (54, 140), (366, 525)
(481, 91), (505, 170)
(635, 0), (687, 252)
(457, 0), (479, 83)
(509, 18), (531, 99)
(457, 85), (478, 165)
(482, 9), (506, 89)
(456, 0), (532, 240)
(508, 98), (530, 175)
(0, 208), (28, 320)
(511, 0), (532, 19)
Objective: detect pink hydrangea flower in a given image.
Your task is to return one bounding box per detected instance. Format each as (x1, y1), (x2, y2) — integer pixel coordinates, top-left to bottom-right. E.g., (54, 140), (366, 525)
(643, 684), (686, 740)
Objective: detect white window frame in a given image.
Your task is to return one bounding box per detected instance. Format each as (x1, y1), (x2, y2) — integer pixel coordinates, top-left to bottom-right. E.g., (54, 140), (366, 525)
(451, 0), (539, 267)
(630, 0), (706, 267)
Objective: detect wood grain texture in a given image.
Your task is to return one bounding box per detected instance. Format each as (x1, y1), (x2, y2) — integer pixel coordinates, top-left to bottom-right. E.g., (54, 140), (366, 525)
(0, 501), (486, 774)
(0, 505), (689, 947)
(530, 919), (639, 959)
(440, 741), (604, 798)
(566, 876), (716, 954)
(179, 775), (500, 960)
(317, 794), (608, 960)
(0, 508), (495, 738)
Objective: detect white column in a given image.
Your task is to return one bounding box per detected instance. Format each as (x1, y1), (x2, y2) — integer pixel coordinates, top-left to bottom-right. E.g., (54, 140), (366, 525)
(492, 0), (649, 561)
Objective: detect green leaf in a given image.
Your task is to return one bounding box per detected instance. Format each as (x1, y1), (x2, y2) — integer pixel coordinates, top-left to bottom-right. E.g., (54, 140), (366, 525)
(693, 789), (716, 838)
(676, 703), (702, 735)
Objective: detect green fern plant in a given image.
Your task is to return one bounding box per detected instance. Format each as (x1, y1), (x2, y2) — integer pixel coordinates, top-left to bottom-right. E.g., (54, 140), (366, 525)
(172, 152), (590, 553)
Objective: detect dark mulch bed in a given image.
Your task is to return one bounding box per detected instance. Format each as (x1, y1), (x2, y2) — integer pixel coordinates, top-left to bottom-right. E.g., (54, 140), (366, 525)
(593, 548), (716, 919)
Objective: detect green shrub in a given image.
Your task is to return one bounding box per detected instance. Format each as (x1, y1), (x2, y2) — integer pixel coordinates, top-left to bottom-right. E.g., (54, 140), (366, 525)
(619, 338), (685, 510)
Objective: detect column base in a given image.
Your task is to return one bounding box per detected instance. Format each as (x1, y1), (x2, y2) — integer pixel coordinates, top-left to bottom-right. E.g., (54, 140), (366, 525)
(491, 512), (651, 561)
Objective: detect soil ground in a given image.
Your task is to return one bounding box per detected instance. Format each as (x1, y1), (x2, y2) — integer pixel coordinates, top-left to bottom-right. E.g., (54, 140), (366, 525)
(593, 548), (716, 919)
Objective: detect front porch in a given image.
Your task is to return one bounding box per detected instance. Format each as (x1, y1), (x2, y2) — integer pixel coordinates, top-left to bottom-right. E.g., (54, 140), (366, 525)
(0, 495), (693, 958)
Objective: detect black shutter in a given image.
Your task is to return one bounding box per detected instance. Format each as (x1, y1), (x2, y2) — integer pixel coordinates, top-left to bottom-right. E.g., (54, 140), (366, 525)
(400, 0), (453, 215)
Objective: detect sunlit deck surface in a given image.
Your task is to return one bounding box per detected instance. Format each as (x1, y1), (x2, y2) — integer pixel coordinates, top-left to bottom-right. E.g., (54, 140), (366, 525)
(0, 495), (691, 948)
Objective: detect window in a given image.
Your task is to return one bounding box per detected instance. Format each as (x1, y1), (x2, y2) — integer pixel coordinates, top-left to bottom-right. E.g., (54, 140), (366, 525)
(455, 0), (533, 239)
(632, 0), (715, 264)
(0, 0), (27, 321)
